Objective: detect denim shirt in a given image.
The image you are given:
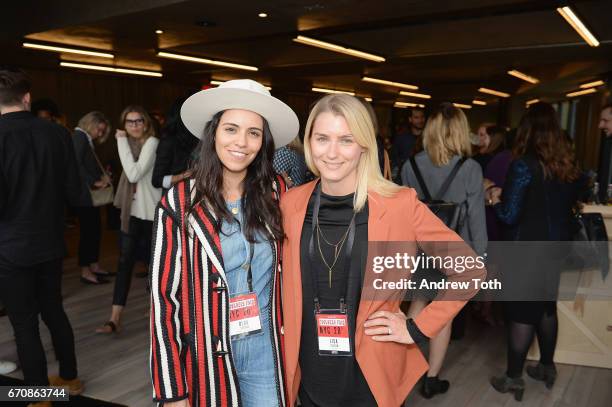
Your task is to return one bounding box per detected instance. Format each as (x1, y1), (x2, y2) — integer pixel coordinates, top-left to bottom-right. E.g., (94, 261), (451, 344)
(220, 199), (277, 399)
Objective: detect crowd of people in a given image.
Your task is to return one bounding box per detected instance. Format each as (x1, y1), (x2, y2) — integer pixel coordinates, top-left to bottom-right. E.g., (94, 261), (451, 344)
(0, 66), (610, 407)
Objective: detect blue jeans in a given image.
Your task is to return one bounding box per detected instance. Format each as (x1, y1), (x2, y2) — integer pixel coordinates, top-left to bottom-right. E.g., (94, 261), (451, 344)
(231, 316), (279, 407)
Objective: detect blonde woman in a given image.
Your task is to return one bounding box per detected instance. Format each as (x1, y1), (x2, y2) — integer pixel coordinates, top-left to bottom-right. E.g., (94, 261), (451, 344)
(401, 103), (487, 398)
(96, 106), (161, 334)
(72, 111), (112, 284)
(280, 95), (485, 406)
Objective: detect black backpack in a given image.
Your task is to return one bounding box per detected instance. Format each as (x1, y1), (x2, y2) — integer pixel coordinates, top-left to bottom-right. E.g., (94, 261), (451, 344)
(409, 156), (467, 232)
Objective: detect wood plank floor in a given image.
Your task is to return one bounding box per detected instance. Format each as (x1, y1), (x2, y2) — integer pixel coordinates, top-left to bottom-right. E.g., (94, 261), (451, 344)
(1, 223), (611, 407)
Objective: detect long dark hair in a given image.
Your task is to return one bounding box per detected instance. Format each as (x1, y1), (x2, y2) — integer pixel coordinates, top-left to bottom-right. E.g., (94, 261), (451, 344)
(484, 125), (507, 155)
(189, 110), (283, 242)
(513, 102), (579, 182)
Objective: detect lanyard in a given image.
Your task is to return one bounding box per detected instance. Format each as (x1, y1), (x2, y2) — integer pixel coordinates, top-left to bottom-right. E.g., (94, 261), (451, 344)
(245, 241), (254, 293)
(232, 214), (255, 293)
(308, 183), (356, 312)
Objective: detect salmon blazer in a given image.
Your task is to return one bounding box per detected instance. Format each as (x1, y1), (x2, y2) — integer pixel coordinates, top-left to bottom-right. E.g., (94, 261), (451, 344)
(280, 180), (486, 407)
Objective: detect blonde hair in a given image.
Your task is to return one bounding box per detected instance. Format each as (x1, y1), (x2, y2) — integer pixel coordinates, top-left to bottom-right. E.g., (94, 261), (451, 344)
(304, 94), (400, 211)
(77, 111), (110, 140)
(119, 105), (156, 140)
(422, 103), (472, 166)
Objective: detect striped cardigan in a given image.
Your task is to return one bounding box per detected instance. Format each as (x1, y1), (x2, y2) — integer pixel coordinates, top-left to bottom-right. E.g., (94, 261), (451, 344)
(150, 177), (287, 406)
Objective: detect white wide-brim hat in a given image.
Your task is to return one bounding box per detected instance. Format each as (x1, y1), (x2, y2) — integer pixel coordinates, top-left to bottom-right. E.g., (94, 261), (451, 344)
(180, 79), (299, 147)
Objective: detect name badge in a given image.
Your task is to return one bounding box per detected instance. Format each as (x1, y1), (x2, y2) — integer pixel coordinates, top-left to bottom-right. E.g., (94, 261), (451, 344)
(315, 310), (352, 356)
(229, 292), (262, 339)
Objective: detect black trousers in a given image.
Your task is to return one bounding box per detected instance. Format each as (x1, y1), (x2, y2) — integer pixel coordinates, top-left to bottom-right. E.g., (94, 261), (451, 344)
(0, 259), (78, 385)
(77, 206), (101, 267)
(112, 216), (153, 306)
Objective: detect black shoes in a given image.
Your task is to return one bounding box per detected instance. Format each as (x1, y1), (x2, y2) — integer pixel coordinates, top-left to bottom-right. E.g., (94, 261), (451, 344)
(490, 375), (525, 401)
(526, 363), (557, 389)
(420, 376), (450, 399)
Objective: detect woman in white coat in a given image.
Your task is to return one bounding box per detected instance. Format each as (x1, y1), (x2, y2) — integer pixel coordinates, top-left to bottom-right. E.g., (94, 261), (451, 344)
(96, 105), (162, 334)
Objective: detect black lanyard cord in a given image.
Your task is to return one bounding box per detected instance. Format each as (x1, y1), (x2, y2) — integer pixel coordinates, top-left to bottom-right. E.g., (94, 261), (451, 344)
(308, 183), (356, 312)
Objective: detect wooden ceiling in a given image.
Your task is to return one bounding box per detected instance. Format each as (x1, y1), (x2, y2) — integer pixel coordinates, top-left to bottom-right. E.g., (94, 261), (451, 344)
(4, 0), (611, 107)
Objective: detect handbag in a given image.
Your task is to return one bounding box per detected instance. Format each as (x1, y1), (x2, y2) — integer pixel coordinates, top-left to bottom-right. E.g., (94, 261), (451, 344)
(89, 146), (114, 207)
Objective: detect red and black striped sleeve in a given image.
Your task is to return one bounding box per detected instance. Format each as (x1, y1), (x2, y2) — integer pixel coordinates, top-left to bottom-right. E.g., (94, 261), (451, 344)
(150, 185), (189, 403)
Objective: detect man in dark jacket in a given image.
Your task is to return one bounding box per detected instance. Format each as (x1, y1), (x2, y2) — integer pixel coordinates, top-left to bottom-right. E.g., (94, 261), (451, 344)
(0, 67), (84, 396)
(390, 107), (425, 183)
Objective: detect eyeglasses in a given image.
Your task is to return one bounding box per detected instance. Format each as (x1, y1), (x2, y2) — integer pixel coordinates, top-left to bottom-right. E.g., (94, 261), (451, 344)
(125, 118), (145, 126)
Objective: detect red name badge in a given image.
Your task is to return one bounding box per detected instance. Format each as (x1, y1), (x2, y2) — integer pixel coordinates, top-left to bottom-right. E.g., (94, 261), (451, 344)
(315, 311), (352, 356)
(229, 292), (262, 339)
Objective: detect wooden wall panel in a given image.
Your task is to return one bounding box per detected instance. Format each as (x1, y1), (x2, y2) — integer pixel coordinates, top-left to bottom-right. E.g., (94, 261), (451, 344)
(27, 68), (195, 129)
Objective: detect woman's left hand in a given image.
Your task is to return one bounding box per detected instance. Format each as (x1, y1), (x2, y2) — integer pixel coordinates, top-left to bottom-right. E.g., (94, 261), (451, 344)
(115, 129), (127, 138)
(364, 311), (414, 344)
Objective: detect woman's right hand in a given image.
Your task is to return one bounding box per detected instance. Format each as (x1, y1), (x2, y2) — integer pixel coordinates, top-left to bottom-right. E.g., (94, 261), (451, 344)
(488, 187), (502, 205)
(170, 171), (192, 185)
(164, 399), (190, 407)
(94, 175), (111, 188)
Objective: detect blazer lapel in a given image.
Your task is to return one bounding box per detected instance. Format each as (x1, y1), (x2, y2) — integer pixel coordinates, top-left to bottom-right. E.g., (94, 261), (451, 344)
(188, 206), (227, 282)
(356, 191), (390, 333)
(286, 181), (318, 365)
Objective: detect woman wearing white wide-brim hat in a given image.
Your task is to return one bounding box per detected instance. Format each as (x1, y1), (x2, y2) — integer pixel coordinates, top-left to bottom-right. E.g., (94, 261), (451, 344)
(150, 80), (299, 407)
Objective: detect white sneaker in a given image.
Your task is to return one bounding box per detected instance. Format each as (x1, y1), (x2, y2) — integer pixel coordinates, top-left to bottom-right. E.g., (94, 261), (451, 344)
(0, 360), (17, 374)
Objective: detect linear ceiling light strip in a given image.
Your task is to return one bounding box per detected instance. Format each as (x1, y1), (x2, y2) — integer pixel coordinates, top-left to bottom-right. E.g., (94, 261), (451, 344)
(23, 42), (114, 58)
(294, 36), (385, 62)
(507, 69), (539, 84)
(157, 51), (258, 71)
(478, 87), (511, 98)
(59, 62), (162, 77)
(556, 6), (600, 47)
(362, 76), (418, 90)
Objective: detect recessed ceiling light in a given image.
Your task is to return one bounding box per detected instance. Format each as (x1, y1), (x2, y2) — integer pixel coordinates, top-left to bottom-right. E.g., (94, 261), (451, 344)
(472, 100), (487, 106)
(155, 29), (164, 34)
(526, 98), (540, 106)
(258, 12), (268, 18)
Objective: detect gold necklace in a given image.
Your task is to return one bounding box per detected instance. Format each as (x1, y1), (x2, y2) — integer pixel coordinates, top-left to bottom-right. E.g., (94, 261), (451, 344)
(315, 215), (355, 287)
(316, 221), (352, 258)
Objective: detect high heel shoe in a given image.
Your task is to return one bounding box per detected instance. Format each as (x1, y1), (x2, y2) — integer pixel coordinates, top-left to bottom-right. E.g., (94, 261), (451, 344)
(420, 376), (450, 399)
(490, 375), (525, 401)
(526, 363), (557, 389)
